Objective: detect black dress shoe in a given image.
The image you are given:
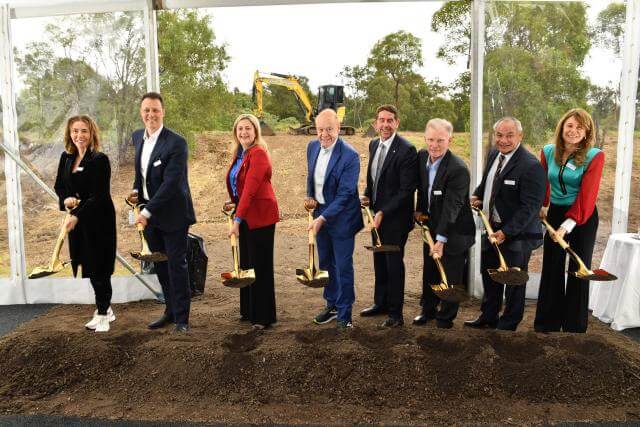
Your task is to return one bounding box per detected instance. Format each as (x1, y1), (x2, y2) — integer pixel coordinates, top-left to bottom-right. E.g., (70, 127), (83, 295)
(463, 317), (497, 329)
(436, 319), (453, 329)
(172, 323), (189, 334)
(381, 317), (404, 328)
(360, 304), (388, 317)
(412, 314), (435, 325)
(147, 314), (174, 330)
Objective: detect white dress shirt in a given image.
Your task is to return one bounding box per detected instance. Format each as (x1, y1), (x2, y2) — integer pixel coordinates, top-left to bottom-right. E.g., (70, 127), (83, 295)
(139, 125), (163, 218)
(482, 144), (519, 225)
(313, 139), (337, 205)
(371, 133), (395, 183)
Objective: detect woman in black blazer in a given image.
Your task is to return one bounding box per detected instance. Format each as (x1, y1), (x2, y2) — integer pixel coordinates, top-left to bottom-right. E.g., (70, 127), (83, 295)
(54, 115), (117, 332)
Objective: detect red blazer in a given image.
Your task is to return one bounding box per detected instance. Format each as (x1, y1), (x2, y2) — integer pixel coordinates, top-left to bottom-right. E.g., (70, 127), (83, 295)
(226, 145), (279, 229)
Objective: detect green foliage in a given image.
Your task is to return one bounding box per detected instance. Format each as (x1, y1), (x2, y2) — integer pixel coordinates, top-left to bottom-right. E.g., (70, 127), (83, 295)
(431, 1), (471, 65)
(261, 75), (316, 124)
(593, 3), (626, 57)
(341, 31), (455, 132)
(158, 10), (234, 145)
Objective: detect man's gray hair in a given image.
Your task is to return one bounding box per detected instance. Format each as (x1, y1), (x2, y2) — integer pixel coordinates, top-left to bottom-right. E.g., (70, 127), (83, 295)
(493, 116), (523, 132)
(425, 118), (453, 137)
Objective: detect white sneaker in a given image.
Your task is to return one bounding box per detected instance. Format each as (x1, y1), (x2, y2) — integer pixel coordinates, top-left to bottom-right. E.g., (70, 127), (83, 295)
(85, 311), (99, 330)
(85, 307), (115, 329)
(94, 315), (110, 332)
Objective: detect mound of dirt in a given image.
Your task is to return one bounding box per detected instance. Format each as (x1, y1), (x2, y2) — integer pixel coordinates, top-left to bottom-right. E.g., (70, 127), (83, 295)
(1, 298), (639, 425)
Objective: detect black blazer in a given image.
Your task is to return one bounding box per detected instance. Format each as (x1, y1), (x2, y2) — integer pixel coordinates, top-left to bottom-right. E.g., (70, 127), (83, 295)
(54, 150), (116, 277)
(364, 134), (418, 235)
(416, 149), (475, 255)
(132, 127), (196, 232)
(473, 144), (546, 252)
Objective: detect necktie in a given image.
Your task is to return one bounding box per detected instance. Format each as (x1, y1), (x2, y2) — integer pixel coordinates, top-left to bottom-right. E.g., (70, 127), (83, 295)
(488, 154), (506, 221)
(372, 144), (387, 204)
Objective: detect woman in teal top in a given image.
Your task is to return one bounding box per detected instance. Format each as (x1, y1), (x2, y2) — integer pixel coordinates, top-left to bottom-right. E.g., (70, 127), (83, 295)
(534, 108), (605, 333)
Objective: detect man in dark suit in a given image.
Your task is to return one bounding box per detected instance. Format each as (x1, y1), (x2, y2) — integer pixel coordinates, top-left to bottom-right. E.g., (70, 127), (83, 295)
(129, 92), (196, 334)
(465, 116), (545, 331)
(414, 118), (475, 329)
(360, 105), (418, 327)
(305, 109), (364, 331)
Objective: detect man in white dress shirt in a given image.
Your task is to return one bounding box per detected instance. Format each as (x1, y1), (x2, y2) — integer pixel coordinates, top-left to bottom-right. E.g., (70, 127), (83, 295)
(304, 109), (363, 330)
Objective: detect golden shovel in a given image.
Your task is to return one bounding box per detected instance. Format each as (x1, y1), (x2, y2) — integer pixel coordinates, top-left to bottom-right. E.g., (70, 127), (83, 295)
(542, 219), (617, 282)
(472, 206), (529, 286)
(295, 208), (329, 288)
(125, 198), (168, 263)
(361, 205), (400, 253)
(221, 206), (256, 288)
(28, 209), (73, 279)
(415, 215), (469, 303)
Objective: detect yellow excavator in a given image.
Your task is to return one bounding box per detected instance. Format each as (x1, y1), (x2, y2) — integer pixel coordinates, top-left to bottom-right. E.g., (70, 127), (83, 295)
(252, 70), (355, 136)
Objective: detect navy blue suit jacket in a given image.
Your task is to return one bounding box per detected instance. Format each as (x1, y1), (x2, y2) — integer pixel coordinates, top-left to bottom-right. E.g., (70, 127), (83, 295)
(473, 144), (545, 252)
(307, 138), (364, 237)
(364, 133), (418, 235)
(133, 127), (196, 232)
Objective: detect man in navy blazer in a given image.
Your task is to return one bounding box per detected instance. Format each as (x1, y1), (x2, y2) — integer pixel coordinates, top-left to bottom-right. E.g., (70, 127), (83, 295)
(129, 92), (196, 333)
(361, 105), (418, 327)
(305, 109), (363, 330)
(465, 116), (545, 331)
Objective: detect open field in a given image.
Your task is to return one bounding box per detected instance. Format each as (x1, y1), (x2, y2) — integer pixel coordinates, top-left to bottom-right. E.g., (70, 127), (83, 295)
(0, 131), (638, 424)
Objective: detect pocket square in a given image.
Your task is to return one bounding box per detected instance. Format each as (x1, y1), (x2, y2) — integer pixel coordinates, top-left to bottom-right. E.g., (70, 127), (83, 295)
(153, 159), (162, 167)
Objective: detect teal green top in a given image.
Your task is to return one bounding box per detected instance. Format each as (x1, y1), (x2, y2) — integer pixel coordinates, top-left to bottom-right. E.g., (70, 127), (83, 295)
(542, 144), (601, 206)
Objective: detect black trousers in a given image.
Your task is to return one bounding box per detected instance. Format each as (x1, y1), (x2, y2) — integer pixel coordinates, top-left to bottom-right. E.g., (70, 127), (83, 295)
(372, 225), (409, 320)
(480, 245), (532, 331)
(144, 225), (191, 325)
(534, 204), (598, 333)
(420, 244), (465, 322)
(86, 276), (112, 315)
(238, 222), (277, 327)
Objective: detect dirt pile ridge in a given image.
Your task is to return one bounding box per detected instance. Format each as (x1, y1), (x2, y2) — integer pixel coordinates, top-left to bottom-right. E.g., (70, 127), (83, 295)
(1, 299), (640, 425)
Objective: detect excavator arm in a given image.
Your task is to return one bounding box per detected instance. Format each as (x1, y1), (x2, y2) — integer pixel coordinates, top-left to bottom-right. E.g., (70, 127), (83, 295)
(252, 70), (314, 124)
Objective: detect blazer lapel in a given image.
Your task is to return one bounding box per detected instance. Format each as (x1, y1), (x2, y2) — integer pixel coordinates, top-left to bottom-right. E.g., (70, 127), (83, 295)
(324, 138), (342, 180)
(146, 127), (166, 174)
(367, 139), (380, 186)
(431, 150), (450, 191)
(309, 141), (321, 187)
(493, 145), (522, 195)
(377, 134), (400, 180)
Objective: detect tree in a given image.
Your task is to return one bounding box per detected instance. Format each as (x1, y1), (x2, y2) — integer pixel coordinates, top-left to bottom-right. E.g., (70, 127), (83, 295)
(593, 3), (626, 57)
(367, 30), (423, 108)
(431, 0), (472, 66)
(158, 10), (233, 143)
(261, 75), (316, 124)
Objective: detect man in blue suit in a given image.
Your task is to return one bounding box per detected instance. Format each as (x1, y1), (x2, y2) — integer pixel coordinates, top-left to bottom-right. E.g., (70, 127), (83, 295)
(129, 92), (196, 334)
(305, 108), (364, 330)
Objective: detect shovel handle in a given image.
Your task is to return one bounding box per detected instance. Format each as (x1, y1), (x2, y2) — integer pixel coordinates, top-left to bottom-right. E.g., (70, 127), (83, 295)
(362, 205), (383, 246)
(471, 206), (510, 270)
(541, 219), (570, 250)
(471, 206), (495, 235)
(307, 210), (315, 244)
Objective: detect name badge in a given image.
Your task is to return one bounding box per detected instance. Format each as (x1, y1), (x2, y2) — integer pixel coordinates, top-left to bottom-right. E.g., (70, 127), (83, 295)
(566, 162), (576, 171)
(433, 190), (443, 195)
(504, 179), (516, 186)
(153, 159), (162, 167)
(75, 166), (84, 172)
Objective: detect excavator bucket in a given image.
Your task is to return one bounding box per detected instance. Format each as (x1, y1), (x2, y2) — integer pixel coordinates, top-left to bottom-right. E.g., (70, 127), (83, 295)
(260, 121), (275, 136)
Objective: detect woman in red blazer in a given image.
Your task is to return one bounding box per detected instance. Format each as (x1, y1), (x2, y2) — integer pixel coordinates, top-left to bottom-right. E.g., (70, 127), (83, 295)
(225, 114), (279, 330)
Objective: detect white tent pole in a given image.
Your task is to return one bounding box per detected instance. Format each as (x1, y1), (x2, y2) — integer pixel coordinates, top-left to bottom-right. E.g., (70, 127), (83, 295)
(143, 0), (160, 93)
(612, 0), (640, 234)
(469, 0), (485, 298)
(0, 3), (27, 302)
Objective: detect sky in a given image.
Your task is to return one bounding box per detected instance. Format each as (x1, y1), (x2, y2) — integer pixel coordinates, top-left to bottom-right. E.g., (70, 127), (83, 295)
(8, 1), (623, 95)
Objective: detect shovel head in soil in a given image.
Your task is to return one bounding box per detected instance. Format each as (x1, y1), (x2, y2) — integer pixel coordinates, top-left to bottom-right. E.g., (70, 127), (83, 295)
(431, 283), (470, 303)
(222, 269), (256, 288)
(364, 243), (401, 253)
(361, 205), (401, 252)
(488, 267), (529, 286)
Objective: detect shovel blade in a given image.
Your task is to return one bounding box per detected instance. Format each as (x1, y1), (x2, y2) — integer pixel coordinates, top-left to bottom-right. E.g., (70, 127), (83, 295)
(431, 284), (469, 303)
(364, 244), (401, 253)
(28, 261), (70, 279)
(131, 251), (168, 263)
(571, 269), (617, 282)
(221, 271), (255, 288)
(296, 268), (329, 288)
(488, 268), (528, 286)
